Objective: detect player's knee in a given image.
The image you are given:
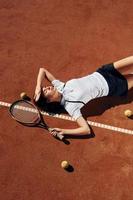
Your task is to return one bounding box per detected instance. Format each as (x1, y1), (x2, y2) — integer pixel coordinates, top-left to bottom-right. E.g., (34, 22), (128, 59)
(125, 74), (133, 89)
(127, 80), (133, 90)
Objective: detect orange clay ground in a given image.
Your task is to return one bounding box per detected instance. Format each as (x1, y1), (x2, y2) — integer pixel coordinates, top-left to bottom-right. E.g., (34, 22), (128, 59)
(0, 1), (133, 200)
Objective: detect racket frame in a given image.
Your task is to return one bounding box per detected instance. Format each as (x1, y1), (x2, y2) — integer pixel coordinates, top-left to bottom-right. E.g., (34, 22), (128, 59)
(9, 100), (64, 140)
(9, 100), (42, 125)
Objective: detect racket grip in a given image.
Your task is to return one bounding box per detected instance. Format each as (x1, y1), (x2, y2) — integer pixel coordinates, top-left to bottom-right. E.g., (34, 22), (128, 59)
(56, 132), (64, 140)
(49, 128), (64, 140)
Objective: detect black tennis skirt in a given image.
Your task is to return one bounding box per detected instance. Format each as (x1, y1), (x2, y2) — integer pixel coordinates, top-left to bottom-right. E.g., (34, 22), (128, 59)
(97, 63), (128, 96)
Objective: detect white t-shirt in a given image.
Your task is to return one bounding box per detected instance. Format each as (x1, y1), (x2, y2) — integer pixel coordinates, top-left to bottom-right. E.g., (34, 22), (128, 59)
(52, 72), (109, 120)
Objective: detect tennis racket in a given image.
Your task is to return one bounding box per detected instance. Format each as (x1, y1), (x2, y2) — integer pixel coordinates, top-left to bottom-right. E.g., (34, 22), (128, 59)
(9, 100), (64, 141)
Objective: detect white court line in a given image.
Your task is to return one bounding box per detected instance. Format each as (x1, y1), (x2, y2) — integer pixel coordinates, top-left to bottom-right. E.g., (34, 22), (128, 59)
(0, 101), (133, 135)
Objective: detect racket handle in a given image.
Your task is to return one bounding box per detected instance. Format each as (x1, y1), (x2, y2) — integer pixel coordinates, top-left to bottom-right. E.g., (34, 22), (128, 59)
(49, 128), (64, 140)
(56, 133), (64, 140)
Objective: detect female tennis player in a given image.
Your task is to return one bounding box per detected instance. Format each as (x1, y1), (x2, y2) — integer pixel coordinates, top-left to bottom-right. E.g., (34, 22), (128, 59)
(34, 56), (133, 137)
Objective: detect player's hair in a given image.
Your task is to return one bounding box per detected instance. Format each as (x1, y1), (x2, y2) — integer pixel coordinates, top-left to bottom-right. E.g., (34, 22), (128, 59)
(34, 89), (66, 114)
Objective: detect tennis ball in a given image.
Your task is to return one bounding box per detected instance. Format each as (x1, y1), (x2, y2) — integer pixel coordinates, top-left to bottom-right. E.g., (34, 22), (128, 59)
(20, 92), (27, 100)
(124, 109), (133, 117)
(61, 160), (69, 169)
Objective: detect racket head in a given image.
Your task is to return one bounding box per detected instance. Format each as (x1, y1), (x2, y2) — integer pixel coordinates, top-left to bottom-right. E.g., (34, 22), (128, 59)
(9, 100), (41, 126)
(9, 100), (64, 141)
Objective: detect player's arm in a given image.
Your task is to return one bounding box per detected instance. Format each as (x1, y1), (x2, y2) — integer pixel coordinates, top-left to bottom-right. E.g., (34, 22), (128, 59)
(34, 67), (56, 101)
(36, 67), (56, 85)
(52, 116), (91, 136)
(114, 56), (133, 68)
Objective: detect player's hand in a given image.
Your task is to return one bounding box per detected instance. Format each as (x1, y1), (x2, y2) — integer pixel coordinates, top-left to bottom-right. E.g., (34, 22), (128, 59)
(34, 85), (41, 102)
(50, 128), (64, 137)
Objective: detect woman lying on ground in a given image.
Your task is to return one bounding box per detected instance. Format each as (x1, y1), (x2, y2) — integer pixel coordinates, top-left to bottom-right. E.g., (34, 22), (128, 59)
(34, 56), (133, 137)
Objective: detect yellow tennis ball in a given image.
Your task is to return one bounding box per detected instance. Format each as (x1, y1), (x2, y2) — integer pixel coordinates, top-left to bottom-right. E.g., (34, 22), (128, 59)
(124, 109), (132, 117)
(20, 92), (27, 99)
(61, 160), (69, 169)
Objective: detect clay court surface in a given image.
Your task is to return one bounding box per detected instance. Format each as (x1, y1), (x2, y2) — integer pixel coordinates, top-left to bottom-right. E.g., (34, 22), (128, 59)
(0, 0), (133, 199)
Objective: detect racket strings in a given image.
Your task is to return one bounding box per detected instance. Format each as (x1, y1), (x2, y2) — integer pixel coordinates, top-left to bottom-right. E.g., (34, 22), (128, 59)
(10, 102), (40, 124)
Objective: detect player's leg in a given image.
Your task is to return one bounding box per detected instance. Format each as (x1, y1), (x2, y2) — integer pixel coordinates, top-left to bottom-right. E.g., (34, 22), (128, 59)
(124, 74), (133, 90)
(113, 56), (133, 75)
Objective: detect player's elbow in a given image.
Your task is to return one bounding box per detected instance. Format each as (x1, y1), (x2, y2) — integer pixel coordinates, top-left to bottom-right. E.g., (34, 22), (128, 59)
(40, 68), (45, 72)
(83, 125), (91, 135)
(40, 68), (47, 76)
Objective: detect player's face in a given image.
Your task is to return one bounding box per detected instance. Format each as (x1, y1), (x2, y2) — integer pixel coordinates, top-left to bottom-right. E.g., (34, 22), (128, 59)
(42, 86), (59, 102)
